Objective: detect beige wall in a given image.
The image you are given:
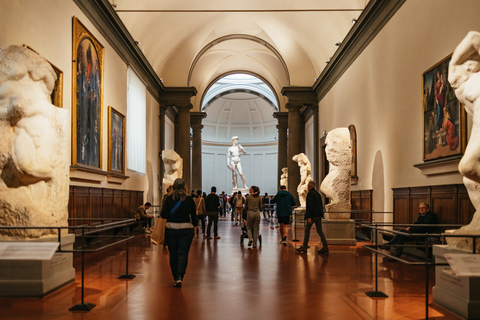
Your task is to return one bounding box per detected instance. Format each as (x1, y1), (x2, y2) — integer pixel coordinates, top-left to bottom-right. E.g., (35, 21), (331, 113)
(0, 0), (161, 205)
(318, 0), (480, 215)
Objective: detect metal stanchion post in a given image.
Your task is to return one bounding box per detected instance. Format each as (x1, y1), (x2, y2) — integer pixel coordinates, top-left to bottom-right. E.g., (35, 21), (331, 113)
(119, 221), (136, 279)
(424, 236), (430, 320)
(366, 223), (388, 297)
(70, 226), (95, 311)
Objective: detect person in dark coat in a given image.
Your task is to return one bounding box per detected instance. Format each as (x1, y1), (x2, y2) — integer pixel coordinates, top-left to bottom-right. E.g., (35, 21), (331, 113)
(205, 186), (221, 239)
(385, 202), (437, 258)
(270, 186), (296, 245)
(296, 180), (329, 254)
(161, 178), (198, 287)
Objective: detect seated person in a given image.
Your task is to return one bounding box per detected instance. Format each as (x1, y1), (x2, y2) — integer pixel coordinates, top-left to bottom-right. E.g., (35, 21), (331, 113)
(384, 202), (437, 258)
(135, 202), (152, 233)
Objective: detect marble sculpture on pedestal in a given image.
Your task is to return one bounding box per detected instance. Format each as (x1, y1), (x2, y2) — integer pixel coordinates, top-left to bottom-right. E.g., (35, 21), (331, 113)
(280, 167), (288, 190)
(227, 136), (248, 191)
(0, 45), (70, 239)
(320, 128), (352, 219)
(447, 31), (480, 251)
(292, 153), (312, 207)
(162, 150), (183, 190)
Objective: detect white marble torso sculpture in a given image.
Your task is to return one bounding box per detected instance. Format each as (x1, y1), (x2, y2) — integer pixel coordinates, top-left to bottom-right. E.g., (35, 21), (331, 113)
(320, 128), (352, 219)
(292, 153), (312, 207)
(0, 45), (70, 239)
(446, 31), (480, 251)
(227, 136), (248, 191)
(280, 167), (288, 190)
(162, 150), (183, 190)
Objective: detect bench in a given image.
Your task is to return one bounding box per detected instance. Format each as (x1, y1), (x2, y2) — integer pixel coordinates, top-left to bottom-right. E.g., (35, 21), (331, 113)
(379, 228), (442, 260)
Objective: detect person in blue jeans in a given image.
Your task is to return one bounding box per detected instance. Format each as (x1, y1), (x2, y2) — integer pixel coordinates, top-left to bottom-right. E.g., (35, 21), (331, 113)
(161, 178), (198, 287)
(296, 180), (329, 255)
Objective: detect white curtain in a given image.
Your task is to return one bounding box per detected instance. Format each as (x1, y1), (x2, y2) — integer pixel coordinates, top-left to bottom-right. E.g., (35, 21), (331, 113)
(127, 67), (146, 174)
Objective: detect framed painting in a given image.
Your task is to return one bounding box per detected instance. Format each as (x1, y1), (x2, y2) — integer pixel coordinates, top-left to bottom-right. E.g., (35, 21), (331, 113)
(108, 106), (125, 174)
(22, 45), (63, 108)
(422, 54), (466, 161)
(72, 17), (104, 168)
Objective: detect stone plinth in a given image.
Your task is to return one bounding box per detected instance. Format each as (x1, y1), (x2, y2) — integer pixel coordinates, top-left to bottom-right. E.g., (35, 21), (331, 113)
(0, 234), (75, 297)
(432, 245), (480, 319)
(325, 212), (351, 220)
(323, 219), (356, 245)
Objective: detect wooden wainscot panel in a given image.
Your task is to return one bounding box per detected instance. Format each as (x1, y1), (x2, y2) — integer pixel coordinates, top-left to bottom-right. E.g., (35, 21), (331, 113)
(69, 186), (144, 223)
(128, 191), (138, 216)
(393, 187), (410, 225)
(351, 190), (373, 221)
(102, 188), (114, 219)
(458, 185), (475, 225)
(114, 189), (123, 219)
(122, 190), (132, 218)
(90, 188), (103, 220)
(431, 185), (457, 225)
(392, 184), (474, 228)
(71, 186), (90, 225)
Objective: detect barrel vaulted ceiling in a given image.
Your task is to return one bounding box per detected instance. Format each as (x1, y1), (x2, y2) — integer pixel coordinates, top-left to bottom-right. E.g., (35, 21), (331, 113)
(109, 0), (369, 110)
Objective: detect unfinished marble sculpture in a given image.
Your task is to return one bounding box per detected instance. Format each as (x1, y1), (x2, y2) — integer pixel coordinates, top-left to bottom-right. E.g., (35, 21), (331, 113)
(280, 167), (288, 190)
(446, 31), (480, 251)
(292, 153), (312, 207)
(0, 45), (70, 239)
(162, 150), (183, 190)
(320, 128), (351, 219)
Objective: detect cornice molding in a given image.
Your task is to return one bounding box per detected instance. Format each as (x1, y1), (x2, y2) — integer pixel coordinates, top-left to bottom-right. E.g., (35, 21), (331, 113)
(73, 0), (165, 102)
(313, 0), (405, 101)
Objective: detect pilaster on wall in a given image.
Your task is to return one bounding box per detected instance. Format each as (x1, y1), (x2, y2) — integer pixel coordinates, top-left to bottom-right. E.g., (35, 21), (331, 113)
(159, 87), (197, 192)
(282, 87), (317, 203)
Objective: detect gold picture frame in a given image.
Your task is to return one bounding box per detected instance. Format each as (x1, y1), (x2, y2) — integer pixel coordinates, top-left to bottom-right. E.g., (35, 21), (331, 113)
(72, 16), (104, 168)
(108, 106), (125, 174)
(22, 45), (63, 108)
(422, 54), (467, 161)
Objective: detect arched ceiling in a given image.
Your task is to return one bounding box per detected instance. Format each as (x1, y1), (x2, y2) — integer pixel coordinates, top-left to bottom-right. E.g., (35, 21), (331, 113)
(202, 92), (278, 144)
(112, 0), (368, 110)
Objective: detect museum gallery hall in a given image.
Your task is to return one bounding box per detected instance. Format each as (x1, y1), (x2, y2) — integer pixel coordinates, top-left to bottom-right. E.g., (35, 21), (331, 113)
(1, 1), (480, 319)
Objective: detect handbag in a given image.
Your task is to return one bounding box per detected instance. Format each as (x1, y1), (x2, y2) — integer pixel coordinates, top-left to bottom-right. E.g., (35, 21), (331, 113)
(150, 217), (167, 245)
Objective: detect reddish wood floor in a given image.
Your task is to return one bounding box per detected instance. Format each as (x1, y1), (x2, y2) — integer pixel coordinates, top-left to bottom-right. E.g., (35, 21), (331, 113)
(0, 217), (464, 320)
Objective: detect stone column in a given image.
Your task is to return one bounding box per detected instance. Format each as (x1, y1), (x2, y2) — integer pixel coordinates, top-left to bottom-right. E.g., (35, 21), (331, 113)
(282, 86), (317, 204)
(274, 112), (288, 189)
(159, 87), (197, 192)
(312, 105), (319, 185)
(190, 112), (207, 192)
(286, 104), (302, 203)
(176, 105), (193, 192)
(158, 105), (166, 196)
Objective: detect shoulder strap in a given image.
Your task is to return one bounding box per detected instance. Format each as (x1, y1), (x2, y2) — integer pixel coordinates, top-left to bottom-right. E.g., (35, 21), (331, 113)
(170, 200), (182, 215)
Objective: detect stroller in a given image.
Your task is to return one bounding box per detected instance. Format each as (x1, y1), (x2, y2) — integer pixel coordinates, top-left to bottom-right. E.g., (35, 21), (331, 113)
(240, 209), (262, 245)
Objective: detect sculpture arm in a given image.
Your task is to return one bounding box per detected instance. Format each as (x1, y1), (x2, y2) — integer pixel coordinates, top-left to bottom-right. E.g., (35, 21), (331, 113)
(449, 31), (480, 91)
(227, 149), (232, 168)
(238, 144), (246, 155)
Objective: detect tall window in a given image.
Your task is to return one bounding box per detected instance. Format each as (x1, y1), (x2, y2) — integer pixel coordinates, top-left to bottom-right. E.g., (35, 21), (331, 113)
(127, 67), (146, 174)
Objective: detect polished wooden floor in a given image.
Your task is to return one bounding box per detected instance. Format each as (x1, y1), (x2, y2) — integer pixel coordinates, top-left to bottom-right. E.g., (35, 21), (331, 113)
(0, 217), (464, 320)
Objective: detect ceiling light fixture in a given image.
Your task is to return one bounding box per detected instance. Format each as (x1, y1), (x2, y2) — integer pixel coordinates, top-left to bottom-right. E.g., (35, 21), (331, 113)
(335, 42), (342, 46)
(352, 19), (357, 24)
